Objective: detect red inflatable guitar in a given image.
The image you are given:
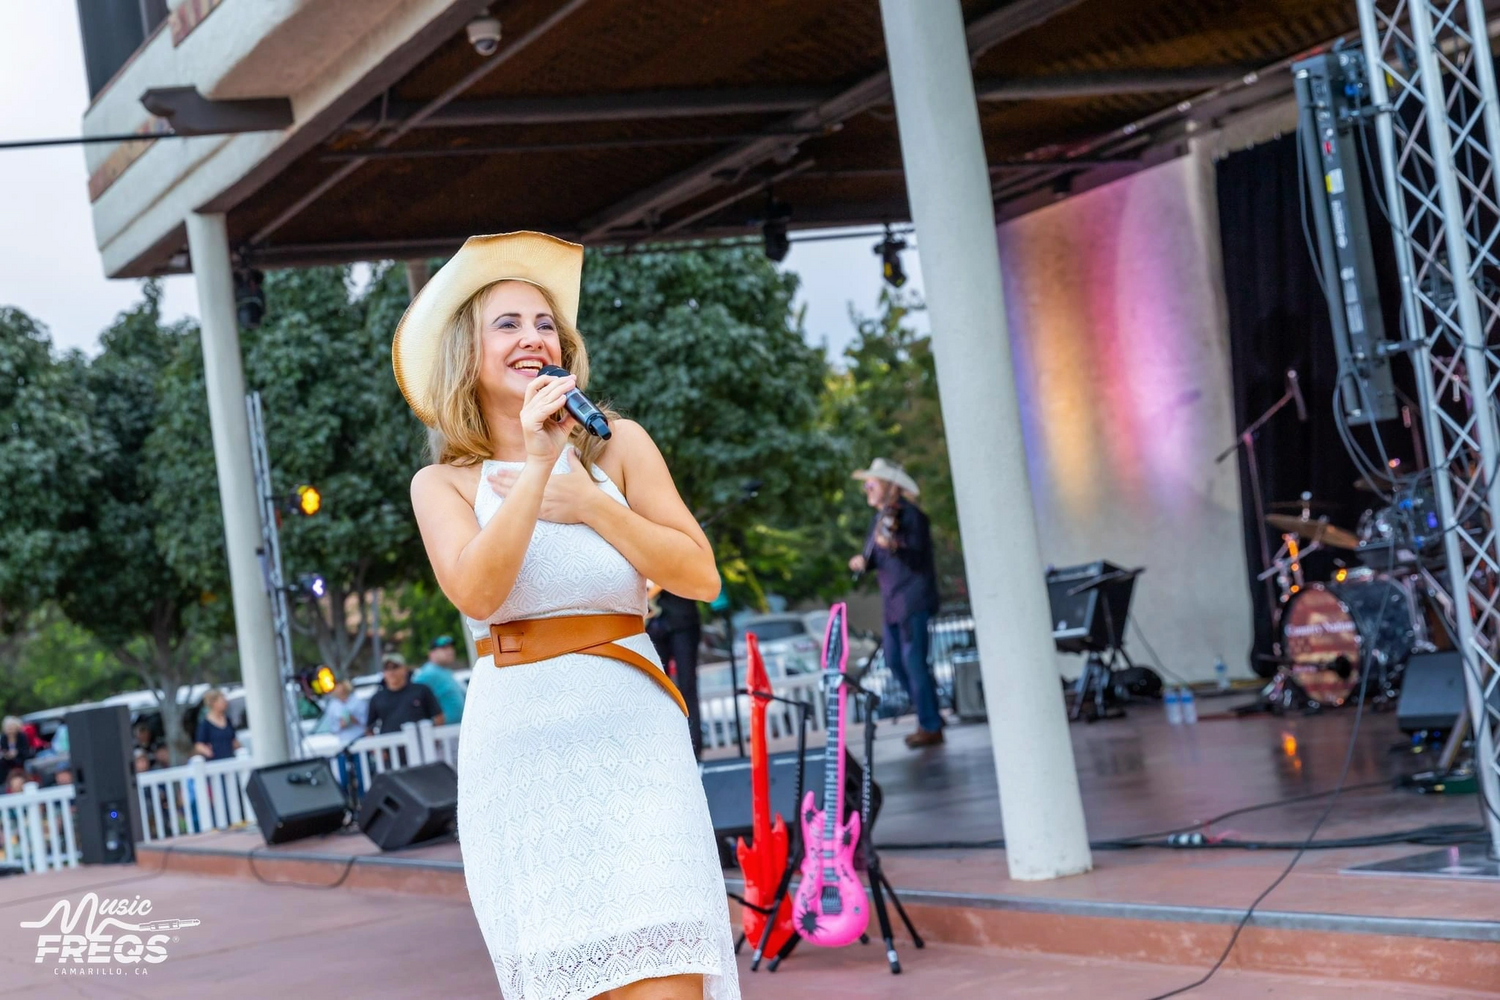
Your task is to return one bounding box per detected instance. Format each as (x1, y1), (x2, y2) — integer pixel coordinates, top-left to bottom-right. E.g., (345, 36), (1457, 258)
(734, 633), (796, 957)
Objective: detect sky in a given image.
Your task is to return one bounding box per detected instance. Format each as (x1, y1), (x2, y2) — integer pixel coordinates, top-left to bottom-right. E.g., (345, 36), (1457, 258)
(0, 4), (924, 363)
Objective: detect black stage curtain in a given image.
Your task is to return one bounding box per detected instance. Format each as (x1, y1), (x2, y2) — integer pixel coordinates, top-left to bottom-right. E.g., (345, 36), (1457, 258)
(1215, 135), (1415, 675)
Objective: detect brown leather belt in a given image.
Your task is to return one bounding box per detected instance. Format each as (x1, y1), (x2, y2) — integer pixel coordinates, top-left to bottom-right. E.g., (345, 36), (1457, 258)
(474, 613), (688, 717)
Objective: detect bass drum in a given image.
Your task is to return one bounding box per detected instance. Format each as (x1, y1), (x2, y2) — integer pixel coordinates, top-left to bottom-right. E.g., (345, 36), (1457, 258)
(1282, 578), (1420, 704)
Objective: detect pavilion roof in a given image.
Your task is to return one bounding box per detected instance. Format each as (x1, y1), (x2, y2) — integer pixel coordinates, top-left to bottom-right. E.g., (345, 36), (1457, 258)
(160, 0), (1359, 270)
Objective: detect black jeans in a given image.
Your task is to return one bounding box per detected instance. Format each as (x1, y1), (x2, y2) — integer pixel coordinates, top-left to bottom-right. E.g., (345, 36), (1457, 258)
(650, 623), (703, 759)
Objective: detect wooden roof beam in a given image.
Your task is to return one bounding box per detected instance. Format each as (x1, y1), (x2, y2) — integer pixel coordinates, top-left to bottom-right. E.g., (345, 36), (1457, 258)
(976, 67), (1256, 101)
(575, 0), (1088, 243)
(340, 87), (835, 129)
(341, 67), (1254, 133)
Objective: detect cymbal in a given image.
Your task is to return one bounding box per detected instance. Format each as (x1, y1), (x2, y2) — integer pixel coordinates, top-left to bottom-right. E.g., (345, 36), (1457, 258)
(1268, 499), (1340, 511)
(1265, 513), (1361, 549)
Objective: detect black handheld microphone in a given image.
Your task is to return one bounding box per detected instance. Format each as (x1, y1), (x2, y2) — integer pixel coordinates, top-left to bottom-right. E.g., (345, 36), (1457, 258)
(1286, 368), (1308, 422)
(539, 365), (611, 440)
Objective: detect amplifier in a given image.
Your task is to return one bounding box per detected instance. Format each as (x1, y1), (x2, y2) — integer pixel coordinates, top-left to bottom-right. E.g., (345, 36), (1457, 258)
(1398, 650), (1500, 732)
(700, 749), (880, 867)
(245, 759), (348, 845)
(359, 763), (458, 851)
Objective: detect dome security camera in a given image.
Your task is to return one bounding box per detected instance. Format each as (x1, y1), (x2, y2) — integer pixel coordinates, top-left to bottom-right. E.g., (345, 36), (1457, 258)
(467, 15), (502, 56)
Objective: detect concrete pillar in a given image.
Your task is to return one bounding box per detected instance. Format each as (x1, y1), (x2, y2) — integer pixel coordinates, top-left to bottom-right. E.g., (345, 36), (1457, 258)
(877, 0), (1092, 880)
(185, 212), (290, 767)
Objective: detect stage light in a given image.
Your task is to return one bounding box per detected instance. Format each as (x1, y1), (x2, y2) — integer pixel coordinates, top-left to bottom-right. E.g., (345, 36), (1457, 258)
(291, 484), (322, 516)
(874, 225), (907, 288)
(234, 268), (265, 328)
(295, 574), (327, 600)
(762, 219), (790, 262)
(299, 665), (338, 698)
(1335, 567), (1348, 583)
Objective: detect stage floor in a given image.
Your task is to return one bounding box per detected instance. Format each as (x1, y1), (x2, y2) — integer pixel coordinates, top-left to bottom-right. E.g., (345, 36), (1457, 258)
(3, 695), (1496, 996)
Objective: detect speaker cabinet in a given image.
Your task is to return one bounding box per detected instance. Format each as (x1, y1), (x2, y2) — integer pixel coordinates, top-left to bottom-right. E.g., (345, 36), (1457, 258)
(65, 704), (142, 865)
(245, 759), (348, 845)
(358, 763), (458, 851)
(952, 648), (987, 721)
(699, 750), (881, 867)
(1398, 650), (1500, 732)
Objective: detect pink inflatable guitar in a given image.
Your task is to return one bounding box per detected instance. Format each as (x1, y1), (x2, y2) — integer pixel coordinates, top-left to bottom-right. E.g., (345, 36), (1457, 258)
(791, 603), (869, 946)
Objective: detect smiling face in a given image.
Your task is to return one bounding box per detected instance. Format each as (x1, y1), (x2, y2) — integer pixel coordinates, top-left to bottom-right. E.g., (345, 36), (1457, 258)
(475, 280), (564, 407)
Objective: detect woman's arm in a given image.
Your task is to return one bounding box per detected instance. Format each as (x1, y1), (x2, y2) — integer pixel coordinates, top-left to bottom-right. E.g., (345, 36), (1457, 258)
(581, 420), (720, 601)
(482, 420), (720, 600)
(411, 371), (578, 619)
(412, 460), (551, 620)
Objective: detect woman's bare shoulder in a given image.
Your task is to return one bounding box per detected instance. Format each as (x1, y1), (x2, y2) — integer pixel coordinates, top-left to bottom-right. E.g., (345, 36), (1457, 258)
(411, 462), (484, 506)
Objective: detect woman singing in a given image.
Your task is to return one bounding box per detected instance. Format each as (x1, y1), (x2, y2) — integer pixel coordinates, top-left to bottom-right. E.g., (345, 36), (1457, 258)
(398, 232), (738, 1000)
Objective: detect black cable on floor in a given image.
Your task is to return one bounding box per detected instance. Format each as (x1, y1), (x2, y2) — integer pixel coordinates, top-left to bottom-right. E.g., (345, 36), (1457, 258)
(875, 778), (1390, 852)
(1140, 523), (1395, 1000)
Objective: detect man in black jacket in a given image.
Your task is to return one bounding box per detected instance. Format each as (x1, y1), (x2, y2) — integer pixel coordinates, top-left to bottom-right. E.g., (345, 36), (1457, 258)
(849, 458), (944, 748)
(648, 591), (704, 759)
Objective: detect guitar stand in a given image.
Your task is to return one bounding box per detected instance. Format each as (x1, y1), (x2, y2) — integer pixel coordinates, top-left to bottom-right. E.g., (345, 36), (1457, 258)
(729, 689), (813, 972)
(768, 685), (923, 974)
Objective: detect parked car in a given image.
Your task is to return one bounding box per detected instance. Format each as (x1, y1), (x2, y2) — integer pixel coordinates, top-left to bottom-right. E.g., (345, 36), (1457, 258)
(730, 610), (879, 677)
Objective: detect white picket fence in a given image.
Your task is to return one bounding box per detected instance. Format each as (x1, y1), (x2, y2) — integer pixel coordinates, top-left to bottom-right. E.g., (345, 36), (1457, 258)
(6, 666), (878, 873)
(134, 719), (463, 844)
(699, 675), (835, 750)
(1, 782), (79, 874)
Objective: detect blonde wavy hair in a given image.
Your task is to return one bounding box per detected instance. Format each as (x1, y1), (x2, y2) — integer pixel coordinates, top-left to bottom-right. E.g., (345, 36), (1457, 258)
(424, 279), (615, 473)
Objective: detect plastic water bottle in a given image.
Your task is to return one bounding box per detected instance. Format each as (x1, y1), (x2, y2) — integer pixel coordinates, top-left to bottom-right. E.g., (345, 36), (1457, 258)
(1164, 687), (1183, 725)
(1181, 687), (1198, 725)
(1215, 658), (1229, 692)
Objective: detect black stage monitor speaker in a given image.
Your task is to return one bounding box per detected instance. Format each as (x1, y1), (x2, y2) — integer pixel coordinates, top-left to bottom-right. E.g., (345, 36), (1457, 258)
(66, 704), (143, 865)
(358, 763), (458, 851)
(1398, 650), (1500, 732)
(700, 750), (881, 867)
(246, 759), (348, 845)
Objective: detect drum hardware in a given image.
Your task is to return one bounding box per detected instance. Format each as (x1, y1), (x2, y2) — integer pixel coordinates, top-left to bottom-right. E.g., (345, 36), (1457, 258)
(1264, 513), (1362, 551)
(1268, 499), (1342, 512)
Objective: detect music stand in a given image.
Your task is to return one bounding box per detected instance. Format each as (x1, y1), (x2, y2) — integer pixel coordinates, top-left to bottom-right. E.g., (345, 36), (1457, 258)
(1046, 562), (1143, 722)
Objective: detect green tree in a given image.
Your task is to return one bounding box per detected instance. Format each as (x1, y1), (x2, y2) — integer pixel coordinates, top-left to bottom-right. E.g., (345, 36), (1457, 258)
(0, 607), (136, 719)
(57, 286), (236, 759)
(387, 576), (467, 668)
(578, 246), (852, 607)
(147, 265), (429, 679)
(0, 308), (101, 655)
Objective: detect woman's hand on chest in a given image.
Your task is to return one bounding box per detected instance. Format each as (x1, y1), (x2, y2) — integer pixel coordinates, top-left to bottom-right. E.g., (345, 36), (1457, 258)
(487, 447), (606, 525)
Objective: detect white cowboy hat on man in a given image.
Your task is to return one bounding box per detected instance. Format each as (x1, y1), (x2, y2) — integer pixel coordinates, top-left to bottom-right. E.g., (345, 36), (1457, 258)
(852, 457), (920, 497)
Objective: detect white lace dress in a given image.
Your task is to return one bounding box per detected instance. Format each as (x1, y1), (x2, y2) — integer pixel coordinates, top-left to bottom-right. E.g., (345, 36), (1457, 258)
(457, 454), (739, 1000)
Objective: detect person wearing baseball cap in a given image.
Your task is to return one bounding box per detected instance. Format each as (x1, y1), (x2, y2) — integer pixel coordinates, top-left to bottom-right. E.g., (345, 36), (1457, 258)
(412, 635), (466, 726)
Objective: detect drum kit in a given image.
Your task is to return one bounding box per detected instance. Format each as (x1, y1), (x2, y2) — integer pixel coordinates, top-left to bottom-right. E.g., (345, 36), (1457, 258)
(1258, 484), (1452, 712)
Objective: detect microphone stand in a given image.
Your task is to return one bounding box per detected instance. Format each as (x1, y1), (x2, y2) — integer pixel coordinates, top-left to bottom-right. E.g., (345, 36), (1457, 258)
(732, 688), (813, 971)
(1214, 370), (1303, 655)
(695, 481), (762, 758)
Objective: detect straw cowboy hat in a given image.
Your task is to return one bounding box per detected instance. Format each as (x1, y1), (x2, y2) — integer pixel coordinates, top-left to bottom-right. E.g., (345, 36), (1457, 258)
(852, 457), (920, 497)
(392, 231), (584, 426)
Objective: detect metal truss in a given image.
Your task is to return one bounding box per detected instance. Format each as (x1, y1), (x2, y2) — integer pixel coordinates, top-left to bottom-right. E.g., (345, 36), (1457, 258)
(1358, 0), (1500, 854)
